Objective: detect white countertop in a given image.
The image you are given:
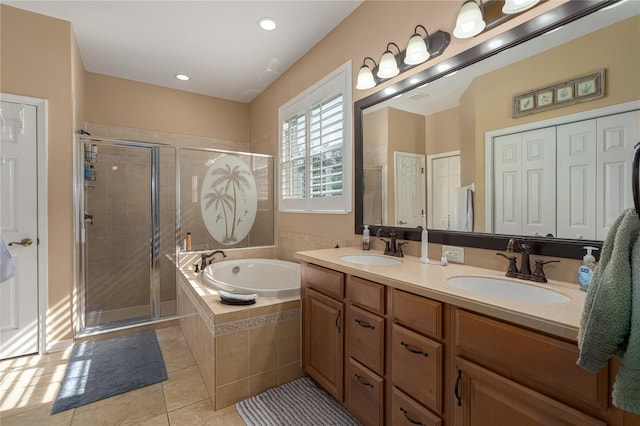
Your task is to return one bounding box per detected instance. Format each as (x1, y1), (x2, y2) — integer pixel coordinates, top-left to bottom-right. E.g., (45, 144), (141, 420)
(294, 247), (587, 341)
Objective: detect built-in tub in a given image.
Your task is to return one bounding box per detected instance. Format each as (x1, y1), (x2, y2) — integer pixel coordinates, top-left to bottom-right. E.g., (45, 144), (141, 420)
(202, 258), (300, 298)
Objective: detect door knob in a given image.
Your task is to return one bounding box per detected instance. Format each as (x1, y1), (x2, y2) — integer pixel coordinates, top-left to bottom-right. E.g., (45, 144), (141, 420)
(8, 238), (33, 247)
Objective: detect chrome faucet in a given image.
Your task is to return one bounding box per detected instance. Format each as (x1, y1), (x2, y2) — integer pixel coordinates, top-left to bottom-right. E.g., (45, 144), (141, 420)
(376, 229), (407, 257)
(199, 250), (227, 271)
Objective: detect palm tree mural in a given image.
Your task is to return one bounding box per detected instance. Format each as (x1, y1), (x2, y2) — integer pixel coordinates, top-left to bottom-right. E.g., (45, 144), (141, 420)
(203, 159), (254, 243)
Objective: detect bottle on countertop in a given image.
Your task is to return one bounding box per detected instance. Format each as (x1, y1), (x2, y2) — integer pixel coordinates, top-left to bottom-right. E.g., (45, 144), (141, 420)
(362, 225), (370, 250)
(578, 246), (598, 292)
(420, 227), (429, 264)
(186, 232), (192, 251)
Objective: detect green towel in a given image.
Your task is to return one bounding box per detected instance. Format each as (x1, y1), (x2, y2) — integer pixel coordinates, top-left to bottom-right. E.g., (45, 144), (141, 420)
(577, 208), (640, 413)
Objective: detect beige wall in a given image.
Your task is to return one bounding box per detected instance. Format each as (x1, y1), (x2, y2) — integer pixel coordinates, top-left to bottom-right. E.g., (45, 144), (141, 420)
(85, 73), (250, 142)
(1, 5), (75, 344)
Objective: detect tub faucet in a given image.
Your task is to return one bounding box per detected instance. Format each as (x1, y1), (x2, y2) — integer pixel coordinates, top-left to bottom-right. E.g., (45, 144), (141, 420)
(200, 250), (227, 271)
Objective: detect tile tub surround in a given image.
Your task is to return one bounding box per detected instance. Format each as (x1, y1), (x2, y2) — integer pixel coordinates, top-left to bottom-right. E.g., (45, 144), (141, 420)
(177, 260), (303, 410)
(295, 247), (588, 341)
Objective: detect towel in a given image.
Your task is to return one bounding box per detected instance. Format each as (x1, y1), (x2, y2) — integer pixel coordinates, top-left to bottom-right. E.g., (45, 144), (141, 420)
(0, 233), (16, 283)
(577, 208), (640, 413)
(455, 187), (473, 232)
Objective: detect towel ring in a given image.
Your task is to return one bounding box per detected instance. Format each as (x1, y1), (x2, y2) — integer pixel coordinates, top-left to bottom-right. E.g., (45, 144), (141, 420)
(634, 141), (640, 219)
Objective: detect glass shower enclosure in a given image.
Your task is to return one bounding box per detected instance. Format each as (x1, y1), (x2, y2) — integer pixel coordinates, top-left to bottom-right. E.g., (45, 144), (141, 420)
(78, 138), (176, 331)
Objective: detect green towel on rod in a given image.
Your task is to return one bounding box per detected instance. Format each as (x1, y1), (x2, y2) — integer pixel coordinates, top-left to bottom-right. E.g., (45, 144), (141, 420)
(577, 208), (640, 413)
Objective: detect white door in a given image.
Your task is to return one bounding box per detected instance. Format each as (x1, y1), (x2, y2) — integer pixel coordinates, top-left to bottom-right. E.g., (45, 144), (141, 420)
(1, 100), (39, 359)
(429, 154), (461, 230)
(493, 133), (522, 235)
(557, 120), (597, 240)
(521, 128), (556, 237)
(596, 110), (639, 239)
(493, 128), (555, 236)
(394, 152), (425, 228)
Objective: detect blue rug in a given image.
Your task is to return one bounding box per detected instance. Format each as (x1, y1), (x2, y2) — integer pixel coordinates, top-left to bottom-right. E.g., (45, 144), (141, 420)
(51, 330), (167, 414)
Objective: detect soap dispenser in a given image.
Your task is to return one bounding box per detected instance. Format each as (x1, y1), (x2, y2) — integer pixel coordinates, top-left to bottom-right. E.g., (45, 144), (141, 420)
(362, 225), (370, 250)
(578, 246), (598, 292)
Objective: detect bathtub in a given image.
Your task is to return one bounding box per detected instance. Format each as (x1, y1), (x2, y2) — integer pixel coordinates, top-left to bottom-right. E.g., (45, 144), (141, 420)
(202, 258), (300, 298)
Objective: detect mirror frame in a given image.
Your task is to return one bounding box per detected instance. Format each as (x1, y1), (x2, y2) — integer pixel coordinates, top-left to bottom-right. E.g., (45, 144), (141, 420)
(354, 0), (619, 259)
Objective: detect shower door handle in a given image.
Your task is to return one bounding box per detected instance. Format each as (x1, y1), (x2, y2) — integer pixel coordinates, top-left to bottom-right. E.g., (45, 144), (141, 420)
(8, 238), (33, 247)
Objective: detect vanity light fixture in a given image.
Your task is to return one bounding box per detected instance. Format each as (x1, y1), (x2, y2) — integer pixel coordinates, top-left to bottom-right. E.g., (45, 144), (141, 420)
(453, 0), (486, 39)
(502, 0), (540, 15)
(377, 43), (401, 79)
(404, 25), (430, 65)
(356, 57), (378, 90)
(174, 74), (190, 81)
(355, 26), (451, 90)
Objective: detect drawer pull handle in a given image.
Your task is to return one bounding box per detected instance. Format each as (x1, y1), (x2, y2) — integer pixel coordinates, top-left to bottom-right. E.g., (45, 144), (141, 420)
(335, 310), (341, 333)
(454, 369), (462, 406)
(401, 341), (428, 357)
(354, 373), (374, 388)
(355, 318), (375, 329)
(400, 407), (425, 426)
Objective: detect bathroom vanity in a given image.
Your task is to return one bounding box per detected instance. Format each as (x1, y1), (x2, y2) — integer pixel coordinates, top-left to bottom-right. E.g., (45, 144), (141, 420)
(295, 247), (640, 426)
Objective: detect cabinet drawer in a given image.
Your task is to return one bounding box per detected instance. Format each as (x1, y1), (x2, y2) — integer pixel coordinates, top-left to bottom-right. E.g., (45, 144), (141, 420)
(348, 359), (384, 426)
(392, 324), (443, 413)
(393, 290), (442, 339)
(392, 387), (442, 426)
(454, 309), (607, 409)
(348, 276), (385, 314)
(303, 263), (344, 299)
(348, 305), (385, 375)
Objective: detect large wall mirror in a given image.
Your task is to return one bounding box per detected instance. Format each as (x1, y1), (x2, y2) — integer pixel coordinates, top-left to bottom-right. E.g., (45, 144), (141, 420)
(354, 0), (640, 259)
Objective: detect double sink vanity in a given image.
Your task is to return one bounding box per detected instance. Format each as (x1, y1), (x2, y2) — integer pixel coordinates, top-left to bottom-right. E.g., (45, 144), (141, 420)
(295, 247), (639, 426)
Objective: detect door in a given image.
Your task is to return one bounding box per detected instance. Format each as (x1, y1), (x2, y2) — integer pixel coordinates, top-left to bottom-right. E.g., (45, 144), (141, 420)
(493, 128), (555, 236)
(596, 110), (639, 239)
(557, 120), (597, 240)
(303, 288), (344, 401)
(394, 152), (425, 228)
(428, 153), (461, 230)
(1, 100), (39, 359)
(454, 358), (605, 426)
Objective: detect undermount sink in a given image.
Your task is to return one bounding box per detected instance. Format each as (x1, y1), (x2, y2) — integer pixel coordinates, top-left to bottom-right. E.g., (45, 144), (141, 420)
(447, 276), (570, 304)
(339, 254), (402, 266)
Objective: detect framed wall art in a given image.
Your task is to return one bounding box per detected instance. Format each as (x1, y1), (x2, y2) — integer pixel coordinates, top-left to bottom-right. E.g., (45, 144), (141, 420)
(513, 69), (605, 117)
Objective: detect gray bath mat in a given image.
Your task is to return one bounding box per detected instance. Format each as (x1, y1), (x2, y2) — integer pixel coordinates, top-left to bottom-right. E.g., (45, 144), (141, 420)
(236, 376), (361, 425)
(51, 330), (167, 413)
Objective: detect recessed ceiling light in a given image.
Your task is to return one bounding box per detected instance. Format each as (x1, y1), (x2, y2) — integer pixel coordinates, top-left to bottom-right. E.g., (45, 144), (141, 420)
(174, 74), (190, 81)
(258, 17), (277, 31)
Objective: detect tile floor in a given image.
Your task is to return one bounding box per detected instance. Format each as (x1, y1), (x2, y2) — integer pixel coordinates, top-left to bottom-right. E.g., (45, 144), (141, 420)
(0, 326), (247, 425)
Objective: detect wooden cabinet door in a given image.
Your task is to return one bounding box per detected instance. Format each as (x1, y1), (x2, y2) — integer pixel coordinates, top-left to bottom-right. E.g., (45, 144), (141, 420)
(454, 358), (606, 426)
(303, 288), (344, 401)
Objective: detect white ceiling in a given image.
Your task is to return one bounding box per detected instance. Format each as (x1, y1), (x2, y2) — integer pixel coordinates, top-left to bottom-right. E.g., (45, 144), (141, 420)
(5, 1), (363, 103)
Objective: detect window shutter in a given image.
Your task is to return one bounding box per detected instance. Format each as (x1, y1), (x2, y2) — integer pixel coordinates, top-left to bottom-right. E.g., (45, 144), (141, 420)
(278, 61), (352, 213)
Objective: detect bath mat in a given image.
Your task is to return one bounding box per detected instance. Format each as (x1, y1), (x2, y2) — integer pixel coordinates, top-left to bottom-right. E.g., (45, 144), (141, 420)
(236, 376), (361, 425)
(51, 330), (167, 414)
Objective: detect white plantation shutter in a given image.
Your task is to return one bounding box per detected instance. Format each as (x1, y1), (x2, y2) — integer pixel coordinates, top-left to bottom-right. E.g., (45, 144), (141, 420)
(279, 62), (352, 213)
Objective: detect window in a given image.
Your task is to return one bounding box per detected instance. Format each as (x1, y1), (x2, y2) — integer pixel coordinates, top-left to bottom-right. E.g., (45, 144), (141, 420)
(279, 61), (352, 213)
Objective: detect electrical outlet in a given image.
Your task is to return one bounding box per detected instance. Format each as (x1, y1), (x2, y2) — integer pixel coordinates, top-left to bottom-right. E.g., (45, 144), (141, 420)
(443, 245), (465, 263)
